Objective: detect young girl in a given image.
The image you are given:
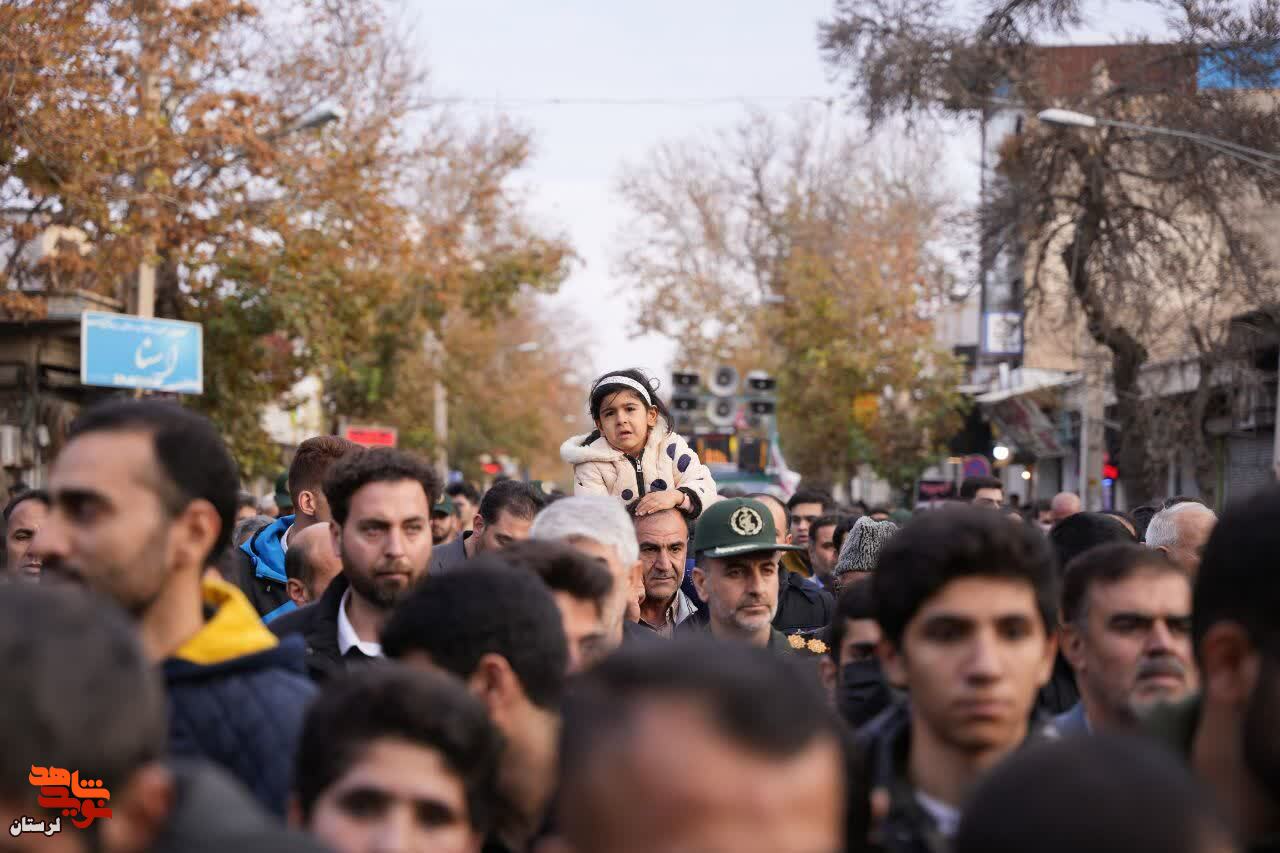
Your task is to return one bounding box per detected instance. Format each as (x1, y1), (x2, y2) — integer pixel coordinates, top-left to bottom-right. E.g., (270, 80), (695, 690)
(561, 368), (719, 517)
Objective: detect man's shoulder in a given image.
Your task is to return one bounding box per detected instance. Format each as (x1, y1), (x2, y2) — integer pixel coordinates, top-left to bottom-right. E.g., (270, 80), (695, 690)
(430, 535), (470, 571)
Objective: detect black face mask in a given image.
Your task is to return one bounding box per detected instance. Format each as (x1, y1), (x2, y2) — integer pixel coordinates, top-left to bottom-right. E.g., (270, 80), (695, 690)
(838, 658), (894, 730)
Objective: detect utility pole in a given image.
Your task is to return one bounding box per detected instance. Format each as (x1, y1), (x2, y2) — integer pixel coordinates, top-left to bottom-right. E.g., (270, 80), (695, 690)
(1079, 327), (1106, 511)
(133, 4), (161, 318)
(424, 328), (448, 480)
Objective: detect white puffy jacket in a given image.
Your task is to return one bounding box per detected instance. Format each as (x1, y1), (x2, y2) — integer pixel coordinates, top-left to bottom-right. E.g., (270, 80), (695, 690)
(560, 419), (719, 517)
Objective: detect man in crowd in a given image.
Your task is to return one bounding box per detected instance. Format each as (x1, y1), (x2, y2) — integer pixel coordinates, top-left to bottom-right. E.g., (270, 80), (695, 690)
(786, 488), (831, 556)
(1145, 483), (1280, 852)
(383, 559), (568, 853)
(1053, 543), (1197, 735)
(283, 522), (344, 609)
(680, 498), (807, 652)
(431, 479), (545, 574)
(446, 481), (483, 534)
(822, 581), (896, 729)
(1145, 500), (1218, 576)
(235, 436), (363, 621)
(1050, 491), (1082, 524)
(497, 539), (615, 674)
(30, 399), (315, 815)
(749, 492), (835, 632)
(1040, 511), (1137, 714)
(531, 494), (644, 649)
(431, 494), (461, 546)
(271, 448), (439, 682)
(808, 513), (841, 590)
(960, 476), (1004, 508)
(1034, 499), (1055, 531)
(2, 488), (47, 581)
(291, 665), (503, 853)
(633, 507), (697, 636)
(850, 506), (1058, 848)
(236, 490), (260, 522)
(0, 585), (325, 853)
(544, 639), (846, 853)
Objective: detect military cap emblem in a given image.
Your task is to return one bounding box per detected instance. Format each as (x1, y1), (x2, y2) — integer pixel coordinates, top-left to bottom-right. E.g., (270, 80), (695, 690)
(729, 505), (764, 537)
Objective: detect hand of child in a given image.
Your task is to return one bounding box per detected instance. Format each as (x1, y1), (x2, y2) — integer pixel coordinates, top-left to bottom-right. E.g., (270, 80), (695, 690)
(633, 489), (685, 516)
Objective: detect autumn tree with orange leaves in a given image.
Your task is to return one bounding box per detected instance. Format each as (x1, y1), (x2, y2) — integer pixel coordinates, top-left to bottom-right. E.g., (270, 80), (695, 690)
(0, 0), (576, 476)
(616, 109), (967, 493)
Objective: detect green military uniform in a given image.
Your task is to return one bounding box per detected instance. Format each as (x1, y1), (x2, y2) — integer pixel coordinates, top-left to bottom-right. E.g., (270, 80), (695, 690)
(685, 498), (809, 654)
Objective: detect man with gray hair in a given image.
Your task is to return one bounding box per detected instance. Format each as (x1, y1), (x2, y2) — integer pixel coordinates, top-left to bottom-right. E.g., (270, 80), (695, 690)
(1145, 501), (1217, 577)
(1051, 491), (1082, 524)
(530, 495), (644, 649)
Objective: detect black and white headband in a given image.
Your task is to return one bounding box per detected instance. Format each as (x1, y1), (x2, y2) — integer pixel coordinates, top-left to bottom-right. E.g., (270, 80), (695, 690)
(594, 375), (652, 406)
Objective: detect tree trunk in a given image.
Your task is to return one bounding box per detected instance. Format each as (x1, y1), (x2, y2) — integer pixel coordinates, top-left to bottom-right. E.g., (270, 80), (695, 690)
(1061, 162), (1154, 507)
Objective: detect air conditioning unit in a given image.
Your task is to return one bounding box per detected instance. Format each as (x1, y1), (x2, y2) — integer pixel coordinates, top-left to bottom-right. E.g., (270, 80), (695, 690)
(0, 425), (21, 467)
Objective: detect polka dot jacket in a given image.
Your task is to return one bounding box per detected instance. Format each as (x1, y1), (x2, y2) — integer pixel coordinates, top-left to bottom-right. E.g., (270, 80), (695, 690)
(559, 418), (720, 518)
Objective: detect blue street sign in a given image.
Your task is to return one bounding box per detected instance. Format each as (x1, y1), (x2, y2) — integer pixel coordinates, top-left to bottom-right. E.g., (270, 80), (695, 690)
(80, 312), (203, 394)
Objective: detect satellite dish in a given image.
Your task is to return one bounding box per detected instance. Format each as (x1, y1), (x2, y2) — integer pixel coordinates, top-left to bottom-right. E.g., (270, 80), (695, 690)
(707, 397), (737, 428)
(708, 365), (739, 397)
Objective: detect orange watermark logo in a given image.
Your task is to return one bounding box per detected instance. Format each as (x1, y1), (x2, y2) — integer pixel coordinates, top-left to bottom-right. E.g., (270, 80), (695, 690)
(8, 766), (112, 838)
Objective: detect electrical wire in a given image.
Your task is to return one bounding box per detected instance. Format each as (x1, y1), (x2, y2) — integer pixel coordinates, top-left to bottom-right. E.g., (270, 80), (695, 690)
(426, 94), (838, 107)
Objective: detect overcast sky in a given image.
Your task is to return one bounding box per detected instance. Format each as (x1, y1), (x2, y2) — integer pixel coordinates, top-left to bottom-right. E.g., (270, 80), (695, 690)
(415, 1), (1168, 379)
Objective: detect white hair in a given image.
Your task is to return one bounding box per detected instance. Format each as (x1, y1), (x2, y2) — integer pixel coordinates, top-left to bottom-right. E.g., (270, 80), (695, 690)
(1145, 502), (1217, 550)
(529, 495), (639, 565)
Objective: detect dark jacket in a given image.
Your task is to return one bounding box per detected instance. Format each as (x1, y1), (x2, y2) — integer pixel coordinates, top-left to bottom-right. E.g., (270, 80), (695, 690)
(150, 760), (329, 853)
(773, 568), (834, 633)
(162, 579), (316, 816)
(849, 701), (1051, 853)
(269, 571), (353, 683)
(1036, 652), (1080, 716)
(229, 514), (294, 621)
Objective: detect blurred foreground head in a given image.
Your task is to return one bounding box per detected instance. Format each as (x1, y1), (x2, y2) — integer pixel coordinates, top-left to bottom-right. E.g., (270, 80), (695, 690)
(546, 637), (845, 853)
(956, 733), (1235, 853)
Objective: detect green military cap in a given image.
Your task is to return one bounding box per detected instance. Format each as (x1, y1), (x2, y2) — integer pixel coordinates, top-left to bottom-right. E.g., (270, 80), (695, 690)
(692, 497), (807, 559)
(432, 494), (456, 516)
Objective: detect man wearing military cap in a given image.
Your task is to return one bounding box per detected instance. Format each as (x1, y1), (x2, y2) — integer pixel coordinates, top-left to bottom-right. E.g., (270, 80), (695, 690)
(430, 493), (460, 546)
(678, 498), (807, 652)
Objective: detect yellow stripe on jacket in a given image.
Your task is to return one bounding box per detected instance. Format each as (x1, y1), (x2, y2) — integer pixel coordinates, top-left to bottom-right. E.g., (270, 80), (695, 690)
(172, 576), (280, 666)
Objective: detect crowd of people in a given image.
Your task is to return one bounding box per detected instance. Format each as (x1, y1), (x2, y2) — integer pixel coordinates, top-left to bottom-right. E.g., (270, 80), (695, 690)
(0, 370), (1278, 853)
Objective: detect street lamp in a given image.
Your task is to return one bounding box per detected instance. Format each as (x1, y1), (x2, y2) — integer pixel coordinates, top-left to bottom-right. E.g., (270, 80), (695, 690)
(274, 102), (346, 139)
(1037, 108), (1280, 178)
(1039, 107), (1280, 484)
